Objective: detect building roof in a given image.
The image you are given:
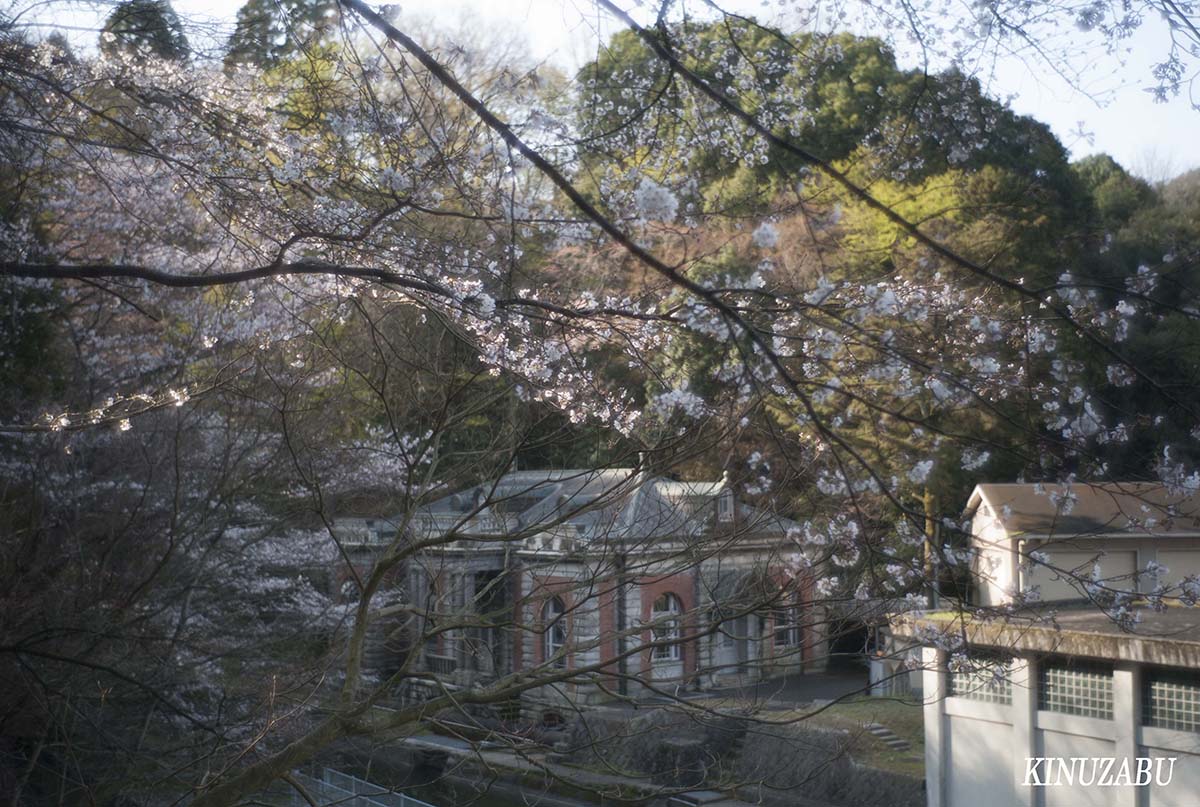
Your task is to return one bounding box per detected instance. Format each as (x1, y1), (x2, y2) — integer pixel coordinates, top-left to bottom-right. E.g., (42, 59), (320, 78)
(893, 604), (1200, 668)
(411, 467), (794, 545)
(965, 482), (1200, 540)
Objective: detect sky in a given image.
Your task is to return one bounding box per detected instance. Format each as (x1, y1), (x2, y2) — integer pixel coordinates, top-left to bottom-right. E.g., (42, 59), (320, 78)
(978, 17), (1200, 181)
(26, 0), (1200, 179)
(370, 0), (1200, 179)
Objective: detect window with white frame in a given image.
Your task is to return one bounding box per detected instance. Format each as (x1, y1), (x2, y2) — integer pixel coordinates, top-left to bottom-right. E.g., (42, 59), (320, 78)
(773, 603), (800, 647)
(652, 593), (682, 660)
(543, 597), (567, 668)
(717, 490), (734, 522)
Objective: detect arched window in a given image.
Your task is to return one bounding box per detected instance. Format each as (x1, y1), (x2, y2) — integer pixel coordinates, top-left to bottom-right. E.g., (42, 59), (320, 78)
(543, 597), (567, 668)
(651, 593), (682, 660)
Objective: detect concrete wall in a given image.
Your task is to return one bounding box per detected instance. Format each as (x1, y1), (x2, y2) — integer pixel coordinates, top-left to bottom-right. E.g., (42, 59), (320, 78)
(1150, 548), (1200, 590)
(970, 519), (1014, 607)
(1039, 730), (1117, 807)
(924, 651), (1200, 807)
(972, 527), (1200, 605)
(1142, 740), (1200, 807)
(946, 713), (1015, 807)
(1026, 549), (1136, 601)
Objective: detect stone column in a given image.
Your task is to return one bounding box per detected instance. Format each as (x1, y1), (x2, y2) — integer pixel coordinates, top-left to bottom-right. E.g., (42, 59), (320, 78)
(695, 598), (713, 688)
(462, 571), (477, 678)
(450, 573), (465, 676)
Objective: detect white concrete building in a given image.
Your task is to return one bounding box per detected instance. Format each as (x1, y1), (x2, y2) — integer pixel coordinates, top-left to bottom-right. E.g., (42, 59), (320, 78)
(891, 482), (1200, 807)
(871, 482), (1200, 698)
(897, 607), (1200, 807)
(966, 482), (1200, 605)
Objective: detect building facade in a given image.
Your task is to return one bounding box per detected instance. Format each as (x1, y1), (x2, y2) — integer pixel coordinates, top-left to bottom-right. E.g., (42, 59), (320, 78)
(892, 482), (1200, 806)
(898, 607), (1200, 807)
(336, 467), (826, 714)
(966, 482), (1200, 606)
(872, 482), (1200, 698)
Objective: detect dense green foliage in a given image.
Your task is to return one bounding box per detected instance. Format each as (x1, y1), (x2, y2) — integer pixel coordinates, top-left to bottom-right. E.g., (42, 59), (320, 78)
(224, 0), (339, 70)
(99, 0), (188, 61)
(571, 20), (1200, 590)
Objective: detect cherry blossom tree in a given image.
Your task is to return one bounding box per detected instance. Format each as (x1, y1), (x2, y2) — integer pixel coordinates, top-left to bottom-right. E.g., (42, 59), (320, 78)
(1, 0), (1200, 804)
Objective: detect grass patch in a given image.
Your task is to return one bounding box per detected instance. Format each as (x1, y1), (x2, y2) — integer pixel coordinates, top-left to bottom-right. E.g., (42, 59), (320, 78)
(789, 697), (925, 778)
(685, 694), (926, 779)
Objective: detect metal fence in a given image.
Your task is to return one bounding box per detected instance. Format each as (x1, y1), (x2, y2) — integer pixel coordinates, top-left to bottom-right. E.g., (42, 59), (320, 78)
(1144, 669), (1200, 732)
(281, 768), (438, 807)
(1038, 660), (1114, 720)
(947, 656), (1013, 705)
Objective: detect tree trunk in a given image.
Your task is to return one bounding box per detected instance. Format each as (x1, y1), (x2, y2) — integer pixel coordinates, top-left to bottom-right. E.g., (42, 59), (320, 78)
(923, 487), (938, 609)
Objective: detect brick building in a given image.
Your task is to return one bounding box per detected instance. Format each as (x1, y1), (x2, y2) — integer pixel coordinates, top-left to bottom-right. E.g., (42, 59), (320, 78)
(338, 467), (826, 713)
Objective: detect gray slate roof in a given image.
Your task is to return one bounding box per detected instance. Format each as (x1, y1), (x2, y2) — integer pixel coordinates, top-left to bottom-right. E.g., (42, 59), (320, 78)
(414, 468), (794, 543)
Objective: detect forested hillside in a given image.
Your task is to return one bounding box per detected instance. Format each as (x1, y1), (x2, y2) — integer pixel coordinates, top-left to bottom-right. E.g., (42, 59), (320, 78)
(1, 0), (1199, 802)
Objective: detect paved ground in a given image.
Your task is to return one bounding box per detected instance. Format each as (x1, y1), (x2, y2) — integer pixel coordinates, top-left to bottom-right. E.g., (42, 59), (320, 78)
(602, 661), (871, 712)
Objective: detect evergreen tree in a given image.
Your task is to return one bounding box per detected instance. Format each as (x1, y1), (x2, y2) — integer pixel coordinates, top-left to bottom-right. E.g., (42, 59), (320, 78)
(1072, 154), (1156, 229)
(99, 0), (188, 61)
(223, 0), (338, 71)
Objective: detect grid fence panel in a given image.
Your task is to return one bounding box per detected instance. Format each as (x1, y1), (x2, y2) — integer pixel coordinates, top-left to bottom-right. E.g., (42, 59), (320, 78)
(1038, 661), (1113, 720)
(947, 658), (1013, 705)
(282, 770), (438, 807)
(1144, 669), (1200, 733)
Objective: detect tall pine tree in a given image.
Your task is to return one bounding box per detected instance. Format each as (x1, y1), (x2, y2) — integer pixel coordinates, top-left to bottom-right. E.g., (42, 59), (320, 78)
(224, 0), (338, 70)
(99, 0), (188, 61)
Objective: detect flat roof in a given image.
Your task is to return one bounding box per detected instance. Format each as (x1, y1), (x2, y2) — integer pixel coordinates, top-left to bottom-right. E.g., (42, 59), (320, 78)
(893, 603), (1200, 668)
